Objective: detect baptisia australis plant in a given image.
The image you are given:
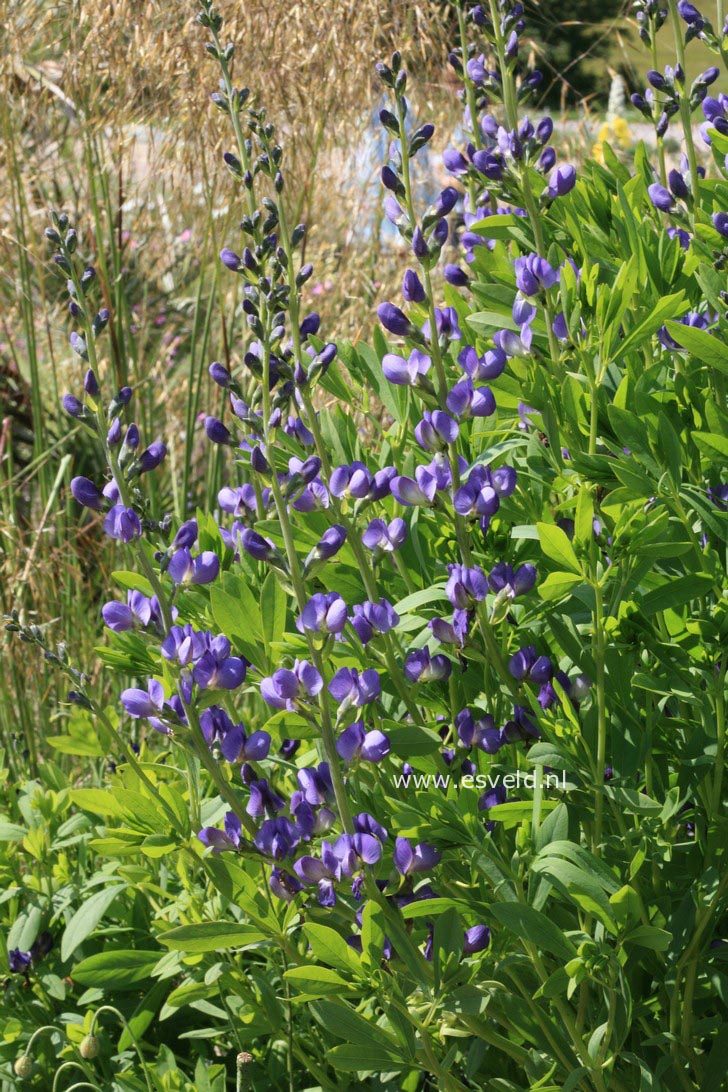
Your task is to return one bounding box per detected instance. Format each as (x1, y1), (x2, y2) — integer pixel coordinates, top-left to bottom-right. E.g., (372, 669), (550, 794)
(6, 0), (728, 1087)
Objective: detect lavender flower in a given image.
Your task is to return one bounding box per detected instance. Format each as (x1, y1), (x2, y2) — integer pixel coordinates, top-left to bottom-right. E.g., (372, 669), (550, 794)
(329, 667), (381, 708)
(260, 660), (323, 710)
(336, 722), (391, 762)
(167, 548), (220, 585)
(404, 647), (452, 682)
(393, 836), (441, 874)
(362, 517), (407, 552)
(350, 599), (399, 644)
(198, 811), (243, 853)
(297, 593), (348, 635)
(104, 505), (142, 542)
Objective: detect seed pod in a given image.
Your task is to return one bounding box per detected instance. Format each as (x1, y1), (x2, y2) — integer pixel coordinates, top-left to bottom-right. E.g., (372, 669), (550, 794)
(14, 1055), (33, 1079)
(79, 1034), (99, 1060)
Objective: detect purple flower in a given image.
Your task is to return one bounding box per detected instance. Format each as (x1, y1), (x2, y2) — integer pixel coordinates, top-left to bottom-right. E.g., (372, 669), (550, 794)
(104, 505), (142, 543)
(240, 528), (281, 564)
(260, 660), (323, 710)
(102, 590), (164, 632)
(446, 378), (496, 419)
(488, 562), (538, 596)
(329, 667), (381, 708)
(362, 517), (407, 552)
(393, 836), (441, 875)
(247, 778), (285, 818)
(378, 302), (413, 337)
(9, 949), (32, 974)
(198, 811), (243, 853)
(269, 867), (304, 901)
(514, 254), (558, 296)
(70, 476), (104, 510)
(382, 349), (431, 386)
(220, 248), (242, 271)
(648, 183), (675, 212)
(305, 525), (347, 565)
(455, 709), (503, 754)
(330, 461), (374, 499)
(546, 164), (576, 198)
(199, 706), (270, 763)
(391, 466), (437, 506)
(137, 440), (167, 474)
(713, 212), (728, 238)
(402, 269), (426, 303)
(445, 564), (488, 608)
(167, 548), (220, 585)
(350, 599), (399, 644)
(458, 345), (506, 382)
(414, 410), (459, 452)
(422, 306), (461, 342)
(403, 647), (452, 682)
(121, 678), (166, 719)
(255, 817), (300, 860)
(297, 593), (348, 635)
(336, 722), (391, 762)
(463, 925), (491, 955)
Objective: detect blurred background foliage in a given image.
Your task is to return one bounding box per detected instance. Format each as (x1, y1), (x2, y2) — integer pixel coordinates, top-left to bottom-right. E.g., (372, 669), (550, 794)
(0, 0), (718, 766)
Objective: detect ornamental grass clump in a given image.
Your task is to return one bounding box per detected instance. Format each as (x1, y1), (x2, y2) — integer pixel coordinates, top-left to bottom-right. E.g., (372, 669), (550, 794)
(3, 0), (728, 1089)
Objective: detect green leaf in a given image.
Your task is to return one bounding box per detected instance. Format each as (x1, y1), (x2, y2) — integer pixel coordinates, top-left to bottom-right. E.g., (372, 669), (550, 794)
(283, 965), (355, 996)
(537, 571), (582, 602)
(302, 924), (363, 975)
(623, 925), (672, 951)
(536, 523), (581, 575)
(664, 321), (728, 374)
(61, 884), (127, 962)
(72, 949), (161, 990)
(158, 922), (267, 953)
(0, 822), (26, 841)
(111, 571), (154, 596)
(489, 903), (578, 962)
(693, 431), (728, 458)
(641, 574), (714, 616)
(311, 1000), (401, 1053)
(70, 789), (128, 819)
(327, 1043), (404, 1073)
(261, 570), (287, 658)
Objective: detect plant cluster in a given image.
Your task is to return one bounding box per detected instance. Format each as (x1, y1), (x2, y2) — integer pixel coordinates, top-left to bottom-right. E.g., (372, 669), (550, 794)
(2, 0), (728, 1089)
